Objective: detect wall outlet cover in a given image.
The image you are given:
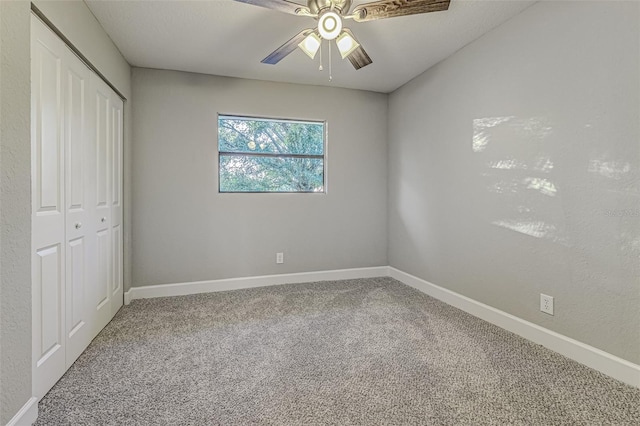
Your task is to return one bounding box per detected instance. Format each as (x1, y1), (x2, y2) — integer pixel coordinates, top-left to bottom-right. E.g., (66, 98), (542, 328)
(540, 294), (554, 315)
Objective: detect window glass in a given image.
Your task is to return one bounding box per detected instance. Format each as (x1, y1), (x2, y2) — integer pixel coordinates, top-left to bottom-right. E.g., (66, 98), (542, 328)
(218, 115), (325, 193)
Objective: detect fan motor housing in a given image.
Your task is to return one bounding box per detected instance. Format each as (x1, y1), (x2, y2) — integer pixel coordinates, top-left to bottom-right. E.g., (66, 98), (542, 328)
(308, 0), (352, 15)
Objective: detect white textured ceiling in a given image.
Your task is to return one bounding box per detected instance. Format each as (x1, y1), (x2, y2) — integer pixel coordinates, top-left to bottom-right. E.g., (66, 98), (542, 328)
(85, 0), (535, 93)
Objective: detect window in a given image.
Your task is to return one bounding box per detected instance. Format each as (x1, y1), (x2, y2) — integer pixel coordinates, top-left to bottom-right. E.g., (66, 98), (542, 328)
(218, 115), (325, 193)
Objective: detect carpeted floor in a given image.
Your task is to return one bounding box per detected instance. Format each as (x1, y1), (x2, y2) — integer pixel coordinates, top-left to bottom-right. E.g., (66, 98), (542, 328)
(35, 277), (639, 425)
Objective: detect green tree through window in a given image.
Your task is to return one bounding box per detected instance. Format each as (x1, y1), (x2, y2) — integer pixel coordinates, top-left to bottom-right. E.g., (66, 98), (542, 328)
(218, 115), (325, 192)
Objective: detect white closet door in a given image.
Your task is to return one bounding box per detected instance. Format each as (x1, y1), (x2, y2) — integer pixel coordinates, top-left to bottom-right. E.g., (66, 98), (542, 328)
(31, 16), (66, 398)
(63, 47), (94, 367)
(110, 95), (124, 317)
(90, 74), (114, 335)
(31, 14), (125, 399)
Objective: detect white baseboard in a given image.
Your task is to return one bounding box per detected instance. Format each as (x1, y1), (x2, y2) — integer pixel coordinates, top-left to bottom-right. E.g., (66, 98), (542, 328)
(124, 265), (639, 388)
(6, 397), (38, 426)
(388, 267), (640, 389)
(126, 266), (389, 302)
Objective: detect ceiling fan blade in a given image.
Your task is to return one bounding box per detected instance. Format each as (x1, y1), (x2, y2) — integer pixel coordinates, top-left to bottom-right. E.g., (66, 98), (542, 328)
(343, 29), (373, 70)
(351, 0), (450, 22)
(233, 0), (311, 16)
(261, 29), (314, 65)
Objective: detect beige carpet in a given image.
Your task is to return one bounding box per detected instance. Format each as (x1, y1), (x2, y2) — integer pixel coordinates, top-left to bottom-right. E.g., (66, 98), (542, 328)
(36, 277), (640, 425)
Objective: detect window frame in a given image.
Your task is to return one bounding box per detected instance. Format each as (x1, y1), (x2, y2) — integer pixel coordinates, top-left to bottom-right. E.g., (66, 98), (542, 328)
(217, 113), (328, 194)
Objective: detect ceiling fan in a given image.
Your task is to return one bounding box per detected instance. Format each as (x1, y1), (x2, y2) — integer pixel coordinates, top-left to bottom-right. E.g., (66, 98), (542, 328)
(234, 0), (451, 70)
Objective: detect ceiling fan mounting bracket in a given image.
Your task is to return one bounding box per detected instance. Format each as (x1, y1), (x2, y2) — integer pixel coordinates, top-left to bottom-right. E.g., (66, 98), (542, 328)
(308, 0), (352, 15)
(295, 8), (316, 17)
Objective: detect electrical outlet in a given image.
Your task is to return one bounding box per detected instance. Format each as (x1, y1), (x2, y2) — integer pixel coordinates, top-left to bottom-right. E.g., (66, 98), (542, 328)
(276, 252), (284, 264)
(540, 294), (554, 315)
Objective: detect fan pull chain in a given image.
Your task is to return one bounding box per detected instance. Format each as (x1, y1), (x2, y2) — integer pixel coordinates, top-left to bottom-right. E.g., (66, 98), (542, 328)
(319, 40), (323, 71)
(329, 41), (332, 81)
(328, 3), (333, 81)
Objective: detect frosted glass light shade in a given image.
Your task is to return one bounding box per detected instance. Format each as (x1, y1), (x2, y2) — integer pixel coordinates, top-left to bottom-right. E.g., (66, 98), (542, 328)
(298, 33), (322, 59)
(336, 31), (360, 59)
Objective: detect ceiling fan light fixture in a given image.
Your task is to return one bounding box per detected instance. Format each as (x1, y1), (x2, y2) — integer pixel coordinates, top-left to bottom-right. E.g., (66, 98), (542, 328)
(298, 32), (322, 59)
(336, 31), (360, 59)
(318, 11), (342, 40)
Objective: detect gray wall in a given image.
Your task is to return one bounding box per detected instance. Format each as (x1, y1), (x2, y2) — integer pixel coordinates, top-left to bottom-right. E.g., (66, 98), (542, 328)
(388, 1), (640, 364)
(132, 68), (387, 287)
(33, 0), (134, 292)
(0, 1), (32, 423)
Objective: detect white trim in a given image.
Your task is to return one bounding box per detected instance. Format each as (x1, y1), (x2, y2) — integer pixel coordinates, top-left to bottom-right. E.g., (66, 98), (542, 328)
(6, 397), (38, 426)
(388, 267), (640, 389)
(127, 267), (389, 302)
(125, 265), (640, 388)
